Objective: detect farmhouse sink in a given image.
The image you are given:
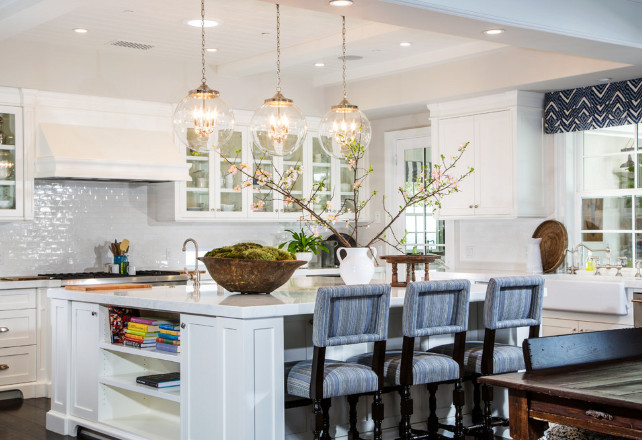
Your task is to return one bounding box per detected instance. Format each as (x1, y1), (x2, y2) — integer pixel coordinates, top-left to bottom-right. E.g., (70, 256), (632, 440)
(543, 278), (628, 315)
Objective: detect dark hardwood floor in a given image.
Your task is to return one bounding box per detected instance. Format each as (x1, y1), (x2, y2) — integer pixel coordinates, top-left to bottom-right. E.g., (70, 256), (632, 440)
(0, 398), (74, 440)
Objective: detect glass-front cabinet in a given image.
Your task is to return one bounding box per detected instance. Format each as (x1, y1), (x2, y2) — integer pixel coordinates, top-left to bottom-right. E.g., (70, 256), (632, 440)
(0, 105), (23, 219)
(169, 120), (369, 222)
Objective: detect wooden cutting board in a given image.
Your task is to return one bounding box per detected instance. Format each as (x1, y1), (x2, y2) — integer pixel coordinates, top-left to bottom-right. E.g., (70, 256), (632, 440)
(0, 276), (52, 281)
(65, 283), (153, 291)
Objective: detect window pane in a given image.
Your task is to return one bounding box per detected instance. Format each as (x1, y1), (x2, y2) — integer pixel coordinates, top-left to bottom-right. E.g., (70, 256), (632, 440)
(581, 233), (632, 267)
(583, 124), (635, 155)
(581, 196), (632, 231)
(584, 154), (635, 190)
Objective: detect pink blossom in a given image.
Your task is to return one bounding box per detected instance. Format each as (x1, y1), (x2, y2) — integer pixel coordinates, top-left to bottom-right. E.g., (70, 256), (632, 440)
(284, 196), (294, 206)
(326, 200), (333, 210)
(242, 180), (252, 188)
(233, 185), (241, 192)
(353, 181), (362, 189)
(240, 162), (249, 170)
(228, 165), (238, 175)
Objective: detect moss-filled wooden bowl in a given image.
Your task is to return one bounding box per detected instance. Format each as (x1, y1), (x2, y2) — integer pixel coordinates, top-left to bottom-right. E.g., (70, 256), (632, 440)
(198, 257), (307, 294)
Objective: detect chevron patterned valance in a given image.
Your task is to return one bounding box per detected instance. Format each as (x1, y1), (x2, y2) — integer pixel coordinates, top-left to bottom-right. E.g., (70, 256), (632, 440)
(544, 77), (642, 134)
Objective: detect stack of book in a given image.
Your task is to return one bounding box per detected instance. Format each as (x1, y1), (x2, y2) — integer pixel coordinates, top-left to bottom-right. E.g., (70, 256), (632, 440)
(136, 372), (180, 389)
(156, 323), (181, 353)
(124, 317), (171, 349)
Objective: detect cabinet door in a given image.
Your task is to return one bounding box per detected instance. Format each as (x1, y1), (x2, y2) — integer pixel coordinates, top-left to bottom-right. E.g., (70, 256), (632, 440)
(180, 314), (220, 440)
(70, 302), (99, 421)
(542, 317), (579, 336)
(280, 139), (306, 219)
(310, 136), (333, 214)
(578, 321), (632, 333)
(474, 110), (514, 216)
(0, 105), (23, 219)
(435, 116), (476, 217)
(216, 129), (249, 218)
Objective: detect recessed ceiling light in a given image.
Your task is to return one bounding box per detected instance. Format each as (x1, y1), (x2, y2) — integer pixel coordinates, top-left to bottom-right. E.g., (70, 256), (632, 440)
(206, 48), (218, 52)
(314, 62), (325, 67)
(482, 29), (505, 35)
(185, 19), (219, 28)
(329, 0), (354, 6)
(400, 42), (412, 47)
(73, 28), (88, 34)
(597, 77), (612, 82)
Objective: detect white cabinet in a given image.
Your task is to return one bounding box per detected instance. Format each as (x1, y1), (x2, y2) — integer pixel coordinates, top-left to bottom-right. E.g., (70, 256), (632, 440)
(542, 317), (631, 337)
(428, 91), (545, 219)
(70, 302), (99, 421)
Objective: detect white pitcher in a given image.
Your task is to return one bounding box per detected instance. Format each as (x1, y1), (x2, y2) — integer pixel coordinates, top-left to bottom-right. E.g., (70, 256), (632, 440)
(337, 247), (377, 285)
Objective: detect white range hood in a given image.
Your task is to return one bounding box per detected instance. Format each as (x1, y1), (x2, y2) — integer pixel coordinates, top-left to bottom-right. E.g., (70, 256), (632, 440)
(36, 123), (190, 181)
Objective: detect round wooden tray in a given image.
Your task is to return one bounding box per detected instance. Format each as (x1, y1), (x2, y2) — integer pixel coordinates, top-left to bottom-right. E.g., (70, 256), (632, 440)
(532, 220), (568, 273)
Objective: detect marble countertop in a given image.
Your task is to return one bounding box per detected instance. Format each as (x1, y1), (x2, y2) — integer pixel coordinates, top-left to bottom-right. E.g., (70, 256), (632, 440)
(47, 278), (487, 319)
(0, 279), (62, 290)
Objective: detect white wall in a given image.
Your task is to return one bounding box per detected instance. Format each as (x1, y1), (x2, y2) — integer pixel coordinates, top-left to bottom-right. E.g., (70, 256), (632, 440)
(0, 180), (298, 276)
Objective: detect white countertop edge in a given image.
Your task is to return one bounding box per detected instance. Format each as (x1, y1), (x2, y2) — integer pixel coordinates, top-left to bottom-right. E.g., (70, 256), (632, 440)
(0, 279), (62, 290)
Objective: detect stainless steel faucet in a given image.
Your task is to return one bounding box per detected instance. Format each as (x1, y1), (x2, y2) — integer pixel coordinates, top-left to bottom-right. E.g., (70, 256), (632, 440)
(591, 244), (626, 276)
(182, 238), (201, 289)
(566, 243), (593, 274)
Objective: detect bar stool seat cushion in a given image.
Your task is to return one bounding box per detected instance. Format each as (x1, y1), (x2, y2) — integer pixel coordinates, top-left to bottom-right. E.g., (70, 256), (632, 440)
(347, 350), (460, 387)
(427, 341), (525, 375)
(545, 424), (622, 440)
(287, 359), (379, 399)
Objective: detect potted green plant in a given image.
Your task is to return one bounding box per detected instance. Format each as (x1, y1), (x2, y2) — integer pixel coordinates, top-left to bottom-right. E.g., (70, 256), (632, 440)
(279, 229), (328, 268)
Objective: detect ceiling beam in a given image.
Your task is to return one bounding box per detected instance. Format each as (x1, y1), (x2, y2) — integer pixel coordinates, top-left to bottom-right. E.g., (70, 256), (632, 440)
(0, 0), (88, 42)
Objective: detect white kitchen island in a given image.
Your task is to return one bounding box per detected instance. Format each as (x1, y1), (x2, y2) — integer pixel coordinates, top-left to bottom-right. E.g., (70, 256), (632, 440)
(45, 280), (492, 440)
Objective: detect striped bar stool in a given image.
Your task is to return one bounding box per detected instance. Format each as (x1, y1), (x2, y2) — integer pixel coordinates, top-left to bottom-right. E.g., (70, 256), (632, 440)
(348, 280), (471, 440)
(286, 284), (391, 440)
(428, 276), (545, 438)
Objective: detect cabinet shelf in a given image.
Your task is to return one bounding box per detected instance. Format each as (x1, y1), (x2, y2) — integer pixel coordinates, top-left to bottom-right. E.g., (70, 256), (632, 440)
(186, 187), (208, 193)
(99, 373), (180, 403)
(99, 342), (180, 363)
(186, 156), (208, 161)
(312, 162), (331, 167)
(0, 145), (15, 151)
(0, 180), (15, 186)
(101, 414), (180, 440)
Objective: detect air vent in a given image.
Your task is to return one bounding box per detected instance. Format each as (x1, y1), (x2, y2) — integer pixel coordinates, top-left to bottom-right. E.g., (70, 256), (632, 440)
(109, 40), (154, 50)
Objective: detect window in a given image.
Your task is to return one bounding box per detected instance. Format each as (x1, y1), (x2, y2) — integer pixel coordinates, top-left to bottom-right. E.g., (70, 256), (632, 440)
(578, 123), (642, 266)
(391, 133), (445, 262)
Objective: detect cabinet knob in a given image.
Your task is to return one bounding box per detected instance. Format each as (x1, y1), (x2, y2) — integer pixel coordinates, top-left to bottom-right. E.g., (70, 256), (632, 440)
(474, 204), (479, 208)
(469, 205), (473, 209)
(0, 364), (8, 371)
(0, 327), (8, 333)
(180, 322), (186, 329)
(91, 311), (97, 316)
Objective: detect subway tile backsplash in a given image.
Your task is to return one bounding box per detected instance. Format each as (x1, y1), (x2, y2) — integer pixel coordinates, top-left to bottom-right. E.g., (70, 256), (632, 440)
(0, 180), (289, 276)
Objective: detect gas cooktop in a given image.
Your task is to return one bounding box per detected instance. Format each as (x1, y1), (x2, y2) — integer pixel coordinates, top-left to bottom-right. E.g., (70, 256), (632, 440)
(38, 270), (188, 286)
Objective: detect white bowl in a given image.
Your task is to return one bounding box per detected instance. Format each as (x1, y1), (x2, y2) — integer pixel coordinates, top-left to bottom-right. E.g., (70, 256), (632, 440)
(221, 204), (235, 212)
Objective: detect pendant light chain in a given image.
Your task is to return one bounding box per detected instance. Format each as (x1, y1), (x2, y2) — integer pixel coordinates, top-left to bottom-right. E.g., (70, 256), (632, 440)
(200, 0), (207, 85)
(276, 3), (281, 92)
(342, 15), (347, 100)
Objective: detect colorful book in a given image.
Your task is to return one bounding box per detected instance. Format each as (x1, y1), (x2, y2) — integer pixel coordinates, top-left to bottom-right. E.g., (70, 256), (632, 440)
(126, 328), (158, 338)
(124, 340), (155, 349)
(125, 337), (156, 346)
(136, 372), (180, 388)
(128, 323), (162, 333)
(158, 333), (179, 341)
(130, 317), (172, 326)
(159, 324), (180, 331)
(158, 329), (180, 336)
(156, 342), (181, 353)
(125, 333), (156, 341)
(156, 337), (180, 346)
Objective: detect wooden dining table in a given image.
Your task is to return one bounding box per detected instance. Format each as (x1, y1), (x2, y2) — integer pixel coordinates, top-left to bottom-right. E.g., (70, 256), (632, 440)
(479, 354), (642, 439)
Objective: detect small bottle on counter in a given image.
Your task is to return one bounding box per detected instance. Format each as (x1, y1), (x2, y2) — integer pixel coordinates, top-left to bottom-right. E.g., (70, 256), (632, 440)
(585, 251), (595, 271)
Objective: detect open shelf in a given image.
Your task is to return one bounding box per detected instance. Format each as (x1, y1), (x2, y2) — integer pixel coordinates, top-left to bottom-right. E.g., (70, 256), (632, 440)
(99, 373), (180, 403)
(100, 342), (180, 363)
(101, 414), (180, 440)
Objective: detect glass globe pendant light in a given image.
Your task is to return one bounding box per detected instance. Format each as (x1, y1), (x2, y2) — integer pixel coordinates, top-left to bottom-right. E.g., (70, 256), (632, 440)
(319, 16), (371, 159)
(250, 3), (307, 157)
(173, 0), (234, 153)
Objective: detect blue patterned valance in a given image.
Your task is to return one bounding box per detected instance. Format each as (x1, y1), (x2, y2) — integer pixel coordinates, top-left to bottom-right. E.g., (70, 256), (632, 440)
(544, 78), (642, 134)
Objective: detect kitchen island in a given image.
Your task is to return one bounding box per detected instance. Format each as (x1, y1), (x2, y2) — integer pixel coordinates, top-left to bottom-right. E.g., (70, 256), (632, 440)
(45, 279), (503, 440)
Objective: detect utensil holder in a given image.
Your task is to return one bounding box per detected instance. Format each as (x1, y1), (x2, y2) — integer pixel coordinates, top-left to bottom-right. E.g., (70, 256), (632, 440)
(113, 255), (129, 275)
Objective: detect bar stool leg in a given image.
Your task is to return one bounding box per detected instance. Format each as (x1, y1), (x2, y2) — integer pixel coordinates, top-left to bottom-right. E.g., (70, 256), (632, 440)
(313, 398), (323, 440)
(372, 390), (384, 440)
(398, 386), (412, 440)
(472, 377), (483, 423)
(427, 384), (439, 439)
(453, 380), (465, 440)
(321, 398), (331, 440)
(347, 395), (360, 440)
(482, 384), (494, 439)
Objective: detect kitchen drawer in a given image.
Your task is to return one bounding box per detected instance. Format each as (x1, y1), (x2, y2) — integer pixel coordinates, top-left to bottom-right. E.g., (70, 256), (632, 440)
(0, 309), (37, 348)
(0, 289), (36, 310)
(0, 345), (36, 386)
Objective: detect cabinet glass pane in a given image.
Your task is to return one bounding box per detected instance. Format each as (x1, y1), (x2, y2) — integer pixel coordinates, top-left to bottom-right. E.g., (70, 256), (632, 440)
(219, 131), (244, 213)
(253, 142), (274, 212)
(339, 162), (356, 212)
(186, 150), (210, 212)
(583, 124), (635, 155)
(581, 196), (632, 231)
(0, 112), (17, 210)
(282, 148), (303, 213)
(312, 138), (331, 211)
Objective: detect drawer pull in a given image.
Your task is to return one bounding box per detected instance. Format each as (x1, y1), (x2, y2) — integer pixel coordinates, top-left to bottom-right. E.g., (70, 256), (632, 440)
(0, 327), (8, 333)
(0, 364), (8, 371)
(585, 409), (613, 421)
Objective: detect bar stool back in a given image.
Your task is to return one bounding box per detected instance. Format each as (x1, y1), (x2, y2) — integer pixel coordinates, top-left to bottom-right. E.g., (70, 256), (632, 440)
(286, 284), (391, 440)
